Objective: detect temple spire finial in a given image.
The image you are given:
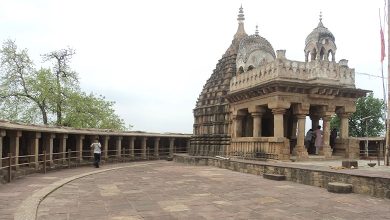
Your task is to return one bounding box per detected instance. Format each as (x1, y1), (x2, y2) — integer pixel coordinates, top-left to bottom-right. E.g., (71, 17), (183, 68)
(233, 5), (247, 40)
(237, 4), (245, 23)
(318, 11), (324, 27)
(255, 25), (259, 36)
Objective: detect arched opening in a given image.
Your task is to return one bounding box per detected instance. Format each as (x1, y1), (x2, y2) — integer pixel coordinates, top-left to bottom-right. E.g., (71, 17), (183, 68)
(319, 47), (325, 60)
(325, 49), (330, 61)
(310, 48), (317, 61)
(238, 66), (244, 74)
(247, 65), (254, 71)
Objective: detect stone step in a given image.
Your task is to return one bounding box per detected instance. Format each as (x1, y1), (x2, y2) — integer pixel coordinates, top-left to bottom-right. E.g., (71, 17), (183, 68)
(342, 160), (358, 168)
(263, 173), (286, 181)
(327, 182), (353, 194)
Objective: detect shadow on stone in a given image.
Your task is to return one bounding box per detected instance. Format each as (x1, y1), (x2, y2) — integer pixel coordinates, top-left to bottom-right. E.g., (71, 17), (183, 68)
(263, 173), (286, 181)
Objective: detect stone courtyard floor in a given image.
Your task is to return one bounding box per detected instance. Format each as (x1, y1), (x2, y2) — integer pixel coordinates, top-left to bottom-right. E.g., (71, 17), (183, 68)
(1, 160), (390, 220)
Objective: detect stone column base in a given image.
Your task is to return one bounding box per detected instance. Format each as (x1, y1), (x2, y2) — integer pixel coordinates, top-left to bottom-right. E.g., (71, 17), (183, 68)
(295, 145), (309, 159)
(322, 145), (333, 158)
(277, 139), (291, 161)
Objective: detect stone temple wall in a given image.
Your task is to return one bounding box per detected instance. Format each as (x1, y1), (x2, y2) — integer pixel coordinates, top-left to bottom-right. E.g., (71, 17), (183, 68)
(190, 53), (237, 156)
(190, 6), (248, 156)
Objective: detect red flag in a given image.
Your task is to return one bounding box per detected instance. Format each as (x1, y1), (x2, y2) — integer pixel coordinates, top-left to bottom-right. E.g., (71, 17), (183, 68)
(381, 27), (386, 62)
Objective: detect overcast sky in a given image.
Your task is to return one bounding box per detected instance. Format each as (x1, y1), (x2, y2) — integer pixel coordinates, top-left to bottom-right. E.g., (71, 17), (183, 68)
(0, 0), (387, 133)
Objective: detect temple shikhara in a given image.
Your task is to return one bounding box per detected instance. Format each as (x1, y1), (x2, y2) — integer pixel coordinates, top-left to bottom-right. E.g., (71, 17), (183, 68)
(190, 6), (368, 160)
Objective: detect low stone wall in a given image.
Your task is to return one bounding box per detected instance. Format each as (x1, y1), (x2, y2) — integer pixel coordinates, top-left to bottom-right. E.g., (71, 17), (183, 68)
(174, 154), (390, 199)
(334, 138), (360, 159)
(189, 135), (230, 156)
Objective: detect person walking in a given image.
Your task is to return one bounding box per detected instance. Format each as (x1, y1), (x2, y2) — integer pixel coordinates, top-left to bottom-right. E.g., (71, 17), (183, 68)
(314, 125), (323, 155)
(304, 129), (314, 154)
(90, 139), (102, 168)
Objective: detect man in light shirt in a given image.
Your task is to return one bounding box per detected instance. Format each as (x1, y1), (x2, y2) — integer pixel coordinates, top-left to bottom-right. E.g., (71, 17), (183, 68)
(314, 125), (323, 155)
(90, 139), (102, 168)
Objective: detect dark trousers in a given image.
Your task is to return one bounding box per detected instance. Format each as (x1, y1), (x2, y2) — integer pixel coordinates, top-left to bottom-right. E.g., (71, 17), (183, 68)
(94, 153), (101, 168)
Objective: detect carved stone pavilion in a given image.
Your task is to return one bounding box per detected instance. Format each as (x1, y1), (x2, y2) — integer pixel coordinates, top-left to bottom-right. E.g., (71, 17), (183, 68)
(190, 7), (368, 160)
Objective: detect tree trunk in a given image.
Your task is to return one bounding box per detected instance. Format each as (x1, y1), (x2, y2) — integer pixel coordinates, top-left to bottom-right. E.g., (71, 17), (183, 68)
(56, 103), (62, 125)
(56, 71), (62, 125)
(38, 104), (48, 125)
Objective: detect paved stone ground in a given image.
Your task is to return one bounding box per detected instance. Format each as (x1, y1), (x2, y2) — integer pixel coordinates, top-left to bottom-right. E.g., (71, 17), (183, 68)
(35, 161), (390, 220)
(0, 162), (148, 220)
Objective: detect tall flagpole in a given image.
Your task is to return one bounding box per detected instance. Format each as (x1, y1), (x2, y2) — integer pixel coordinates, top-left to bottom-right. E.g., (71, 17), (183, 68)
(381, 9), (387, 107)
(386, 0), (390, 166)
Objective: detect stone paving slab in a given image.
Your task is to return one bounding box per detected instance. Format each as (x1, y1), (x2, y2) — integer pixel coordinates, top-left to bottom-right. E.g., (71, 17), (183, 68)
(0, 162), (156, 220)
(0, 161), (390, 219)
(34, 162), (390, 220)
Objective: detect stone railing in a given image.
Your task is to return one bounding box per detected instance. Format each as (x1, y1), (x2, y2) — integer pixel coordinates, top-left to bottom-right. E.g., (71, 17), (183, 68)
(230, 59), (355, 92)
(229, 137), (290, 160)
(0, 120), (191, 183)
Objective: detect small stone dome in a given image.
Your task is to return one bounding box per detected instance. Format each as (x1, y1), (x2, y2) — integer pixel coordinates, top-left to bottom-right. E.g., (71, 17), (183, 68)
(305, 21), (335, 46)
(236, 28), (275, 74)
(304, 14), (337, 62)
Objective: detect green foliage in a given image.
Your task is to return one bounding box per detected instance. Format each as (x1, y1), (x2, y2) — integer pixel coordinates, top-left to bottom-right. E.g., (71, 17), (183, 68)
(330, 114), (340, 130)
(62, 92), (125, 130)
(0, 39), (127, 130)
(348, 93), (385, 137)
(42, 48), (79, 125)
(330, 93), (386, 137)
(0, 40), (50, 124)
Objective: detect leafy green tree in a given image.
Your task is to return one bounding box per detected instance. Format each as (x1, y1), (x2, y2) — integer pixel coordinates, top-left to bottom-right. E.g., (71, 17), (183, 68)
(330, 93), (385, 137)
(0, 40), (127, 130)
(62, 92), (125, 130)
(42, 48), (79, 125)
(0, 40), (50, 124)
(349, 93), (385, 137)
(330, 114), (340, 131)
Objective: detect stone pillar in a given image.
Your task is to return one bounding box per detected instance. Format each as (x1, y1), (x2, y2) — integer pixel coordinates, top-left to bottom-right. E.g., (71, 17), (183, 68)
(29, 132), (40, 170)
(76, 135), (85, 162)
(322, 115), (333, 158)
(129, 137), (135, 158)
(233, 115), (243, 138)
(141, 137), (147, 159)
(310, 116), (320, 130)
(116, 136), (122, 158)
(0, 130), (5, 169)
(43, 133), (56, 164)
(9, 130), (22, 169)
(186, 139), (191, 153)
(272, 108), (286, 138)
(58, 134), (68, 163)
(295, 115), (308, 159)
(338, 113), (351, 139)
(169, 138), (175, 157)
(251, 112), (263, 137)
(154, 137), (160, 158)
(102, 136), (109, 160)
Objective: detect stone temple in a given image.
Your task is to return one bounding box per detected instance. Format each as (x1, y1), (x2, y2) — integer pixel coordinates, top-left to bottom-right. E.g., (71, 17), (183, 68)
(190, 6), (368, 160)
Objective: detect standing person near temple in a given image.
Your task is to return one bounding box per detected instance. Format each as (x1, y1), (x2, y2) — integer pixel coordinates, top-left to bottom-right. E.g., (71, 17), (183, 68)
(330, 128), (338, 152)
(314, 125), (323, 155)
(90, 138), (102, 168)
(304, 129), (314, 154)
